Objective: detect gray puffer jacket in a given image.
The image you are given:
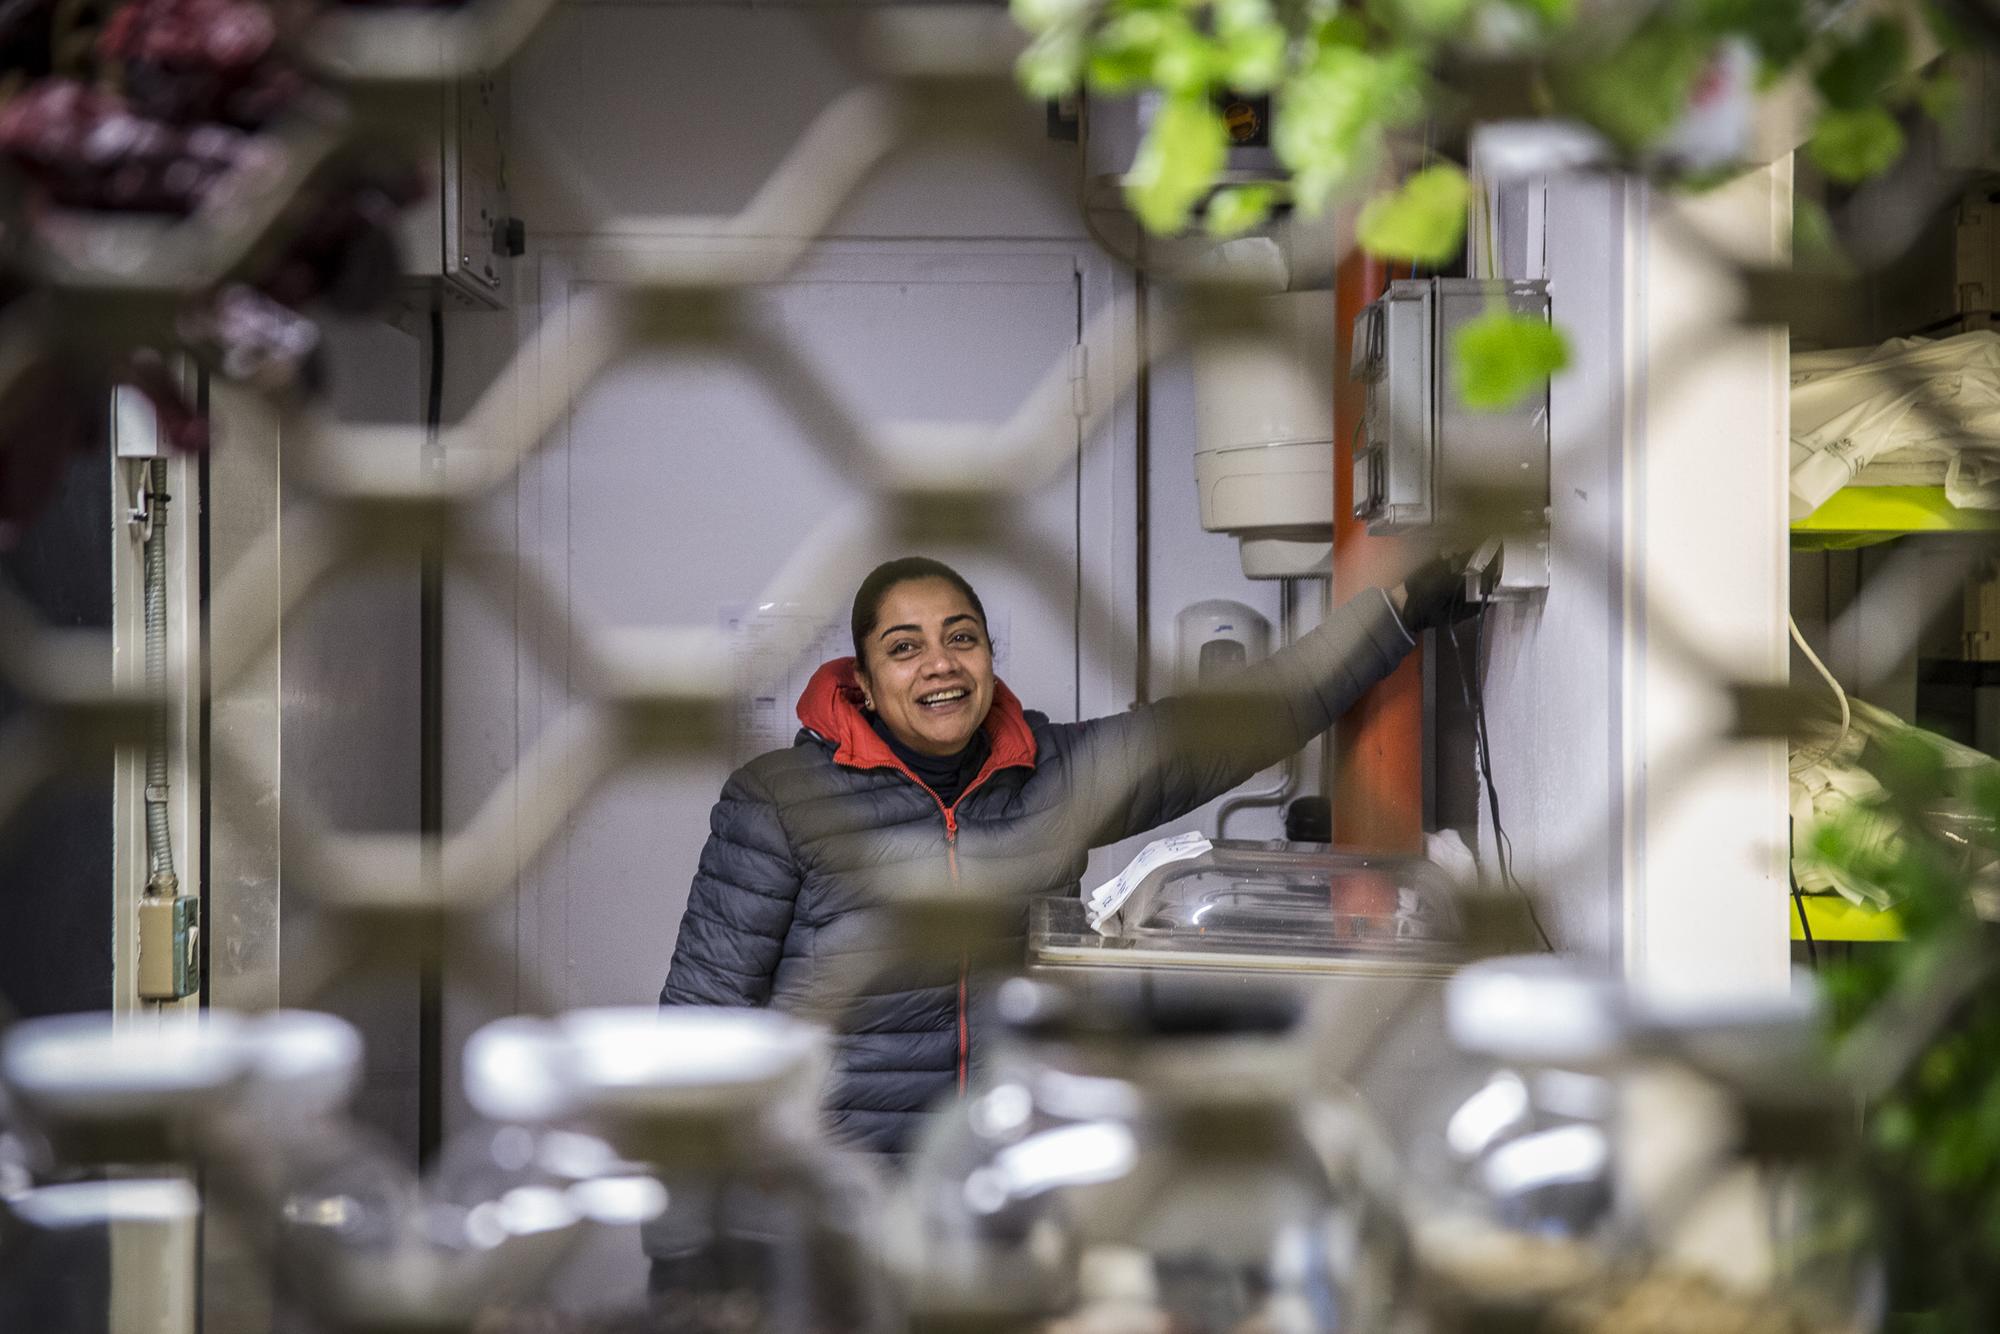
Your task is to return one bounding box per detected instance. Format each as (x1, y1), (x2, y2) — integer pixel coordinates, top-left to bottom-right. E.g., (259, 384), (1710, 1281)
(660, 589), (1414, 1154)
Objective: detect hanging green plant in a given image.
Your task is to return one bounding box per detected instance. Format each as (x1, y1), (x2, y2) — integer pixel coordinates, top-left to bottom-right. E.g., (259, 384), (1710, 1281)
(1801, 721), (2000, 1329)
(1355, 162), (1470, 264)
(1012, 0), (1946, 239)
(1125, 91), (1231, 234)
(1010, 0), (1951, 410)
(1454, 306), (1569, 410)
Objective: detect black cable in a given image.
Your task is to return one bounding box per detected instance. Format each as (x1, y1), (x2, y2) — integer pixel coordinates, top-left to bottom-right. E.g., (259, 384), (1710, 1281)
(1793, 882), (1819, 969)
(418, 306), (445, 1166)
(1132, 269), (1149, 705)
(1467, 610), (1521, 886)
(1790, 818), (1818, 970)
(1445, 604), (1554, 951)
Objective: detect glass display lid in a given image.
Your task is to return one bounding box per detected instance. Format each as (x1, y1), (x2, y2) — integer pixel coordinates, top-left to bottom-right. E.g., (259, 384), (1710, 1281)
(1033, 839), (1465, 974)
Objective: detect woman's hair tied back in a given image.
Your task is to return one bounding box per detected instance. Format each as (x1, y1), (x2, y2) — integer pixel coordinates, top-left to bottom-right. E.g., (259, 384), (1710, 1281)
(850, 556), (986, 663)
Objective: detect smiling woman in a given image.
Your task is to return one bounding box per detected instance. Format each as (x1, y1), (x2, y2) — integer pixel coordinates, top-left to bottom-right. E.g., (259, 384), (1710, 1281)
(659, 553), (1457, 1164)
(850, 558), (997, 764)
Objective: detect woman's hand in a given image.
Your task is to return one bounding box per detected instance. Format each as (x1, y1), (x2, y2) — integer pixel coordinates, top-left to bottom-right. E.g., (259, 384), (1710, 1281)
(1394, 554), (1473, 634)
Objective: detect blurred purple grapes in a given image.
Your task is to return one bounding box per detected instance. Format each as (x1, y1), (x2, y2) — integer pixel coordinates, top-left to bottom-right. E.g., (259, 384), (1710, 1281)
(100, 0), (309, 130)
(0, 0), (435, 535)
(0, 81), (258, 215)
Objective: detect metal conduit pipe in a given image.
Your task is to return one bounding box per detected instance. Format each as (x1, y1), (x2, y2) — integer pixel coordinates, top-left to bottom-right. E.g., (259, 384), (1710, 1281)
(1331, 250), (1423, 853)
(143, 456), (176, 893)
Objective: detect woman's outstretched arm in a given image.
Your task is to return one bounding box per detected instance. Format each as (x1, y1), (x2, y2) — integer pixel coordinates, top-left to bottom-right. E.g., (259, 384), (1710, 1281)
(1056, 585), (1420, 849)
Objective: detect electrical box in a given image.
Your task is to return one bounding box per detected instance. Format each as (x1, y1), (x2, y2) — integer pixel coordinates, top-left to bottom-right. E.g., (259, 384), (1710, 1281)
(137, 895), (200, 1000)
(1084, 91), (1278, 206)
(110, 385), (163, 459)
(1351, 278), (1551, 598)
(1077, 92), (1340, 288)
(400, 74), (516, 310)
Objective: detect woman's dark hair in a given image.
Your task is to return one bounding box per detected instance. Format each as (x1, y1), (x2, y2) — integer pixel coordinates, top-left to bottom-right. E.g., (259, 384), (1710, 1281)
(850, 557), (987, 665)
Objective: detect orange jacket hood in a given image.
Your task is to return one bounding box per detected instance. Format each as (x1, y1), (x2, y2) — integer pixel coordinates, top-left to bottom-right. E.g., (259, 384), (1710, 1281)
(795, 656), (1038, 783)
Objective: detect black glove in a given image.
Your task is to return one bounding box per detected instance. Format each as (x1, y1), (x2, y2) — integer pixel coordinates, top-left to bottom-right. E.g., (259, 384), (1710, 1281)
(1395, 553), (1476, 634)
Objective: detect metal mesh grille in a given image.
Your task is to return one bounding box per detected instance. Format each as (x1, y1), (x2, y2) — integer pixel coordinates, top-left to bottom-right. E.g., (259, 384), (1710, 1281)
(2, 4), (1999, 1329)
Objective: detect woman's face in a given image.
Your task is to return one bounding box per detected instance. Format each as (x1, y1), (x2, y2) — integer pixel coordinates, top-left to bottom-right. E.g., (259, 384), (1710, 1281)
(856, 577), (996, 758)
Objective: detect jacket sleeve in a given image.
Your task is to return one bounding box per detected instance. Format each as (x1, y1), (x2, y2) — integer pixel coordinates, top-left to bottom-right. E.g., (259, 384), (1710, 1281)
(1059, 588), (1415, 849)
(660, 764), (802, 1007)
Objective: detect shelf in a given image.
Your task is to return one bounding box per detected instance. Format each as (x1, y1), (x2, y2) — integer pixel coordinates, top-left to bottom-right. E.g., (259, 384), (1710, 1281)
(1792, 895), (1903, 942)
(1792, 486), (2000, 549)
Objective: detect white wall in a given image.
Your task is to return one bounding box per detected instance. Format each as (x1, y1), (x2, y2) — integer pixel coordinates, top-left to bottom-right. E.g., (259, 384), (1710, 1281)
(1622, 164), (1792, 999)
(1084, 287), (1309, 885)
(291, 318), (430, 1149)
(505, 4), (1083, 243)
(424, 11), (1325, 1307)
(435, 1), (1304, 1055)
(1474, 172), (1633, 961)
(206, 313), (429, 1182)
(1474, 155), (1792, 996)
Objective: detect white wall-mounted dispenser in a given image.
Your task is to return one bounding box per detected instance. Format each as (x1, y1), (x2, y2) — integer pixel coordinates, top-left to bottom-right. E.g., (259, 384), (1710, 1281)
(1176, 600), (1271, 691)
(1192, 290), (1336, 580)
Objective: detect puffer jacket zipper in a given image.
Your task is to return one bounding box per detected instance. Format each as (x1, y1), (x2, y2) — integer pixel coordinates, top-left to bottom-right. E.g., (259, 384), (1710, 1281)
(920, 787), (986, 1097)
(943, 807), (967, 1093)
(854, 746), (1013, 1101)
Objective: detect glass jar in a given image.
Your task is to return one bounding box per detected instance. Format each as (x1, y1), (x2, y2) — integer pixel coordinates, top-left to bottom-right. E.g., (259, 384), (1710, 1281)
(0, 1009), (433, 1331)
(1405, 956), (1879, 1334)
(887, 978), (1132, 1330)
(1620, 990), (1882, 1334)
(462, 1005), (896, 1334)
(893, 977), (1411, 1334)
(1399, 957), (1630, 1328)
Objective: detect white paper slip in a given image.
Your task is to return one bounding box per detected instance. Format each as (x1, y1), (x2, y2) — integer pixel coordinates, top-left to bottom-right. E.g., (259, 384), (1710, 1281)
(1085, 832), (1212, 936)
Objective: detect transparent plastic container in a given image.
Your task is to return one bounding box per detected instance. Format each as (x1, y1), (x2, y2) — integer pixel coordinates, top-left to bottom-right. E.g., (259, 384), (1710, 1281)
(1405, 957), (1880, 1334)
(892, 978), (1411, 1334)
(1034, 840), (1463, 973)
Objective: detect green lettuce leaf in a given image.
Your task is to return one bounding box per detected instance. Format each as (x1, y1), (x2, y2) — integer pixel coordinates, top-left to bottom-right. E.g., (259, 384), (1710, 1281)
(1125, 92), (1229, 234)
(1356, 164), (1470, 263)
(1454, 309), (1570, 411)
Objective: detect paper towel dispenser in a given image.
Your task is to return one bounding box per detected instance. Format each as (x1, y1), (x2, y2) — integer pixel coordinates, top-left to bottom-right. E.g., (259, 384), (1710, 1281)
(1192, 291), (1335, 580)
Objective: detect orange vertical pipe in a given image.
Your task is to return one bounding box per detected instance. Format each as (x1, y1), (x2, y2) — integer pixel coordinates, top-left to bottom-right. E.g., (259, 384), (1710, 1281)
(1331, 250), (1425, 853)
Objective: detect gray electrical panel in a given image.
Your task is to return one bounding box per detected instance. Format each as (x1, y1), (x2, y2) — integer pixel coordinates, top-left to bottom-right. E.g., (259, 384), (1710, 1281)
(1351, 278), (1551, 597)
(400, 75), (515, 310)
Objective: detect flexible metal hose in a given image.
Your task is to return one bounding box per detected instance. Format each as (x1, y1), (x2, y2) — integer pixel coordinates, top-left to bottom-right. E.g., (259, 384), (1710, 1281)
(144, 456), (175, 889)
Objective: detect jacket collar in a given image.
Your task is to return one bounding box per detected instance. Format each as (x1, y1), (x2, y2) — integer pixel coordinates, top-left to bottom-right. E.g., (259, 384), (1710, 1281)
(796, 657), (1038, 781)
